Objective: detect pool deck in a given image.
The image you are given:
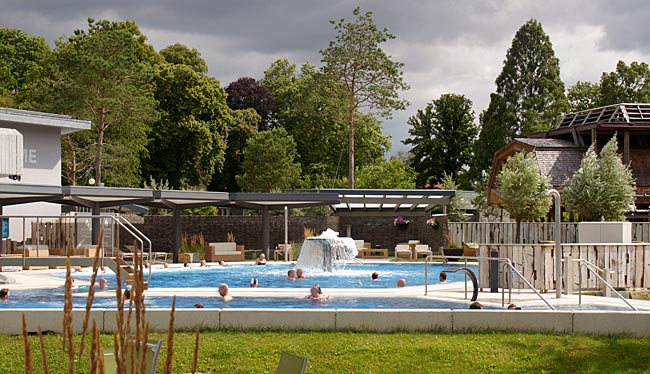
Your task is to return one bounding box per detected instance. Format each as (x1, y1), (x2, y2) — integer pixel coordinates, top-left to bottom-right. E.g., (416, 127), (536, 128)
(1, 261), (650, 337)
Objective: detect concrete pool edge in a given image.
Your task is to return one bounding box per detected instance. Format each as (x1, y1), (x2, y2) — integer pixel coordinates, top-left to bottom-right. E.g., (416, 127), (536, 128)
(3, 309), (650, 337)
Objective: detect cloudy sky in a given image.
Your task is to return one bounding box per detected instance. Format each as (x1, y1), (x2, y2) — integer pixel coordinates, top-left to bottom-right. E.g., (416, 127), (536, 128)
(3, 0), (650, 156)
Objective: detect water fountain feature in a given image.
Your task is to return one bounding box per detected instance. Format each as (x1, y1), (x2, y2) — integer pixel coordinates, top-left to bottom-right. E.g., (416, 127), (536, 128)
(296, 229), (359, 271)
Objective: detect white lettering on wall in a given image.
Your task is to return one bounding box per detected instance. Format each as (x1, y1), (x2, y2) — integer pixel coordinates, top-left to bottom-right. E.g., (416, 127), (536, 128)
(23, 148), (37, 164)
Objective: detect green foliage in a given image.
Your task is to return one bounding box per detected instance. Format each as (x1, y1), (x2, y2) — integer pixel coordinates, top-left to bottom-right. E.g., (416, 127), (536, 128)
(473, 19), (568, 183)
(567, 81), (601, 112)
(599, 60), (650, 105)
(262, 59), (389, 186)
(562, 135), (635, 221)
(237, 127), (301, 192)
(144, 63), (234, 189)
(225, 77), (276, 131)
(404, 93), (477, 188)
(441, 174), (468, 222)
(0, 28), (51, 107)
(471, 180), (502, 222)
(355, 158), (416, 189)
(497, 152), (552, 226)
(320, 6), (409, 187)
(159, 42), (208, 74)
(35, 19), (161, 187)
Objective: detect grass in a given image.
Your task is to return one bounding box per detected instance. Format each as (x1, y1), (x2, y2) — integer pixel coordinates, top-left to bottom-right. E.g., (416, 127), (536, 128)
(3, 330), (649, 373)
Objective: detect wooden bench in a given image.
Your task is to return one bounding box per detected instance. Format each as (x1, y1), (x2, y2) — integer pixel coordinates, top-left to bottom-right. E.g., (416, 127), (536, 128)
(358, 248), (388, 259)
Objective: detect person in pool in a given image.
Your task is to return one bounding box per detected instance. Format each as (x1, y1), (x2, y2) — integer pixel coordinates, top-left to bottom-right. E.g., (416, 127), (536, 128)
(250, 278), (259, 288)
(98, 278), (108, 290)
(396, 278), (407, 287)
(218, 283), (233, 301)
(371, 272), (379, 281)
(0, 288), (9, 301)
(296, 268), (305, 279)
(306, 284), (330, 300)
(287, 269), (297, 280)
(255, 253), (267, 265)
(439, 272), (447, 283)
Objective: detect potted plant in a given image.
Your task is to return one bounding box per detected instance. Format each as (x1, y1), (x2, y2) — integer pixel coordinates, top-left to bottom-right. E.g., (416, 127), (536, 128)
(393, 215), (410, 229)
(179, 232), (204, 263)
(426, 216), (440, 229)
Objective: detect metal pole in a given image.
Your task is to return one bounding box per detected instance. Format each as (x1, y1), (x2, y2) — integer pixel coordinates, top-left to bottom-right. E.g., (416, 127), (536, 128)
(284, 206), (289, 261)
(546, 189), (562, 299)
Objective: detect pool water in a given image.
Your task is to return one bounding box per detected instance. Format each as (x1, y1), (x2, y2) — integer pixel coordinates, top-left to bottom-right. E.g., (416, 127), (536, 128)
(66, 262), (477, 289)
(0, 290), (482, 310)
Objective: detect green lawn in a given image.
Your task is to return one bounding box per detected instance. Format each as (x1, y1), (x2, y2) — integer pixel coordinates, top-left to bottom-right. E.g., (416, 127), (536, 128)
(2, 330), (649, 373)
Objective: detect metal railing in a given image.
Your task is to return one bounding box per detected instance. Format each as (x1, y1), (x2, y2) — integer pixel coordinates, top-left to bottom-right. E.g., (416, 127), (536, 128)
(424, 254), (555, 310)
(573, 259), (636, 311)
(0, 213), (153, 281)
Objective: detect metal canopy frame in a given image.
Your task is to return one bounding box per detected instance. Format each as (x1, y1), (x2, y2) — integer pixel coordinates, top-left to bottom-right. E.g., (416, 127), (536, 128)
(322, 188), (455, 216)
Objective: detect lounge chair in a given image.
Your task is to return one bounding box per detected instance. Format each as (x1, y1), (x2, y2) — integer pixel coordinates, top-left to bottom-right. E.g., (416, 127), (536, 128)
(274, 243), (293, 261)
(102, 339), (163, 374)
(394, 244), (411, 259)
(415, 244), (432, 258)
(276, 350), (308, 374)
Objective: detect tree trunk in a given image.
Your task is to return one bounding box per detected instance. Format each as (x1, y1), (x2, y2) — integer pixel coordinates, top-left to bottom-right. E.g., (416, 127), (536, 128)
(348, 95), (355, 189)
(515, 219), (521, 244)
(95, 107), (106, 186)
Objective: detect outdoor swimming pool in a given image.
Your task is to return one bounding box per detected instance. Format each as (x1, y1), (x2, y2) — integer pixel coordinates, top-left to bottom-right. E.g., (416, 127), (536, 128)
(64, 262), (477, 289)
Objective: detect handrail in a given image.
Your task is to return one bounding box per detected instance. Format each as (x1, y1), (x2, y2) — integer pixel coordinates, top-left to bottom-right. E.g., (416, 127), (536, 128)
(108, 215), (152, 281)
(424, 254), (510, 297)
(573, 259), (636, 311)
(500, 261), (555, 310)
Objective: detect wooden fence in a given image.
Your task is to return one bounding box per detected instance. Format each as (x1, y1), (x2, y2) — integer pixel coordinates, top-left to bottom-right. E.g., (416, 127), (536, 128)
(448, 222), (650, 245)
(477, 243), (650, 290)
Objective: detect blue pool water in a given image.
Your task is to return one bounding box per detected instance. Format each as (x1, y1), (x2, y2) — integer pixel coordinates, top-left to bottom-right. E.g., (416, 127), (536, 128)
(65, 262), (476, 289)
(0, 290), (482, 310)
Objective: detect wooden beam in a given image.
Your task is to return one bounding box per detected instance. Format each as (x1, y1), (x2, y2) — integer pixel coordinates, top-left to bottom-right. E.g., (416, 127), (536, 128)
(624, 130), (630, 165)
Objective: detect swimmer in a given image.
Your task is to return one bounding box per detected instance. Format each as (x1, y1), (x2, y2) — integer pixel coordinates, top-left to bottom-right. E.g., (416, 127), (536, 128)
(0, 288), (9, 301)
(507, 304), (522, 310)
(305, 284), (330, 300)
(287, 269), (297, 280)
(250, 278), (259, 288)
(194, 303), (205, 308)
(218, 283), (233, 302)
(163, 262), (170, 269)
(439, 272), (447, 283)
(396, 278), (406, 288)
(200, 259), (207, 267)
(371, 272), (379, 281)
(75, 266), (83, 273)
(219, 261), (226, 266)
(255, 253), (267, 265)
(98, 278), (108, 290)
(100, 265), (107, 273)
(296, 268), (305, 279)
(123, 288), (131, 301)
(184, 261), (190, 268)
(469, 301), (483, 309)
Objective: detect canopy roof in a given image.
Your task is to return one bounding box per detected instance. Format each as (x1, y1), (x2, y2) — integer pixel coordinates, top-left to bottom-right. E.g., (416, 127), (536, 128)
(322, 189), (455, 216)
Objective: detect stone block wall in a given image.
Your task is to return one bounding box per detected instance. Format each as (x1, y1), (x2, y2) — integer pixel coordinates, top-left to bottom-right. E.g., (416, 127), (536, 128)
(121, 214), (446, 256)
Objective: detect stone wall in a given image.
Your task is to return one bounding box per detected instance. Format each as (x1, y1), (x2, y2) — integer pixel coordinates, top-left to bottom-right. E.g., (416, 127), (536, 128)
(122, 214), (446, 256)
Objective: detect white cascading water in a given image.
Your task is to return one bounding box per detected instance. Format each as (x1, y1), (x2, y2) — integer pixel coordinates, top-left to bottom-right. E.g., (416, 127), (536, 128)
(296, 229), (358, 271)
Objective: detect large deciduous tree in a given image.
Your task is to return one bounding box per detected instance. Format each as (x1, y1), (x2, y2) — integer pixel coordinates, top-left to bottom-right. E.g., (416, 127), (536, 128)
(497, 152), (552, 242)
(40, 19), (161, 186)
(473, 19), (568, 182)
(567, 81), (601, 112)
(599, 60), (650, 105)
(237, 127), (301, 192)
(159, 43), (208, 75)
(0, 28), (51, 107)
(562, 135), (635, 221)
(355, 158), (416, 189)
(262, 58), (389, 187)
(144, 63), (237, 189)
(225, 77), (277, 131)
(404, 93), (477, 188)
(320, 7), (409, 188)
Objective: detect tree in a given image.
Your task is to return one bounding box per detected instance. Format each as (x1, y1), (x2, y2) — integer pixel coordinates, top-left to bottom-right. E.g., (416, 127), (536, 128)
(237, 127), (301, 192)
(441, 174), (468, 222)
(355, 158), (416, 189)
(159, 43), (208, 74)
(144, 63), (235, 189)
(497, 152), (552, 242)
(225, 77), (277, 131)
(473, 19), (568, 182)
(404, 94), (477, 188)
(599, 60), (650, 106)
(0, 28), (51, 107)
(262, 59), (389, 186)
(567, 81), (601, 112)
(562, 135), (635, 221)
(37, 19), (161, 186)
(320, 7), (409, 188)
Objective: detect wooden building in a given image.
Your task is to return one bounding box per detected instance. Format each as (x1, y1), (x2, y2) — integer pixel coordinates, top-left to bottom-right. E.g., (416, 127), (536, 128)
(487, 103), (650, 218)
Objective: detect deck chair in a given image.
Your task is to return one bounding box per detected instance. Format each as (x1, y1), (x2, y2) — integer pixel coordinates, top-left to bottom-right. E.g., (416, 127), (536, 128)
(276, 350), (308, 374)
(102, 339), (163, 374)
(415, 244), (432, 258)
(394, 244), (411, 259)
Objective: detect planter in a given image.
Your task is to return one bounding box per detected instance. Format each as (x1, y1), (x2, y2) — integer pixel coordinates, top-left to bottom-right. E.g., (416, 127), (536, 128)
(395, 223), (409, 230)
(578, 222), (632, 243)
